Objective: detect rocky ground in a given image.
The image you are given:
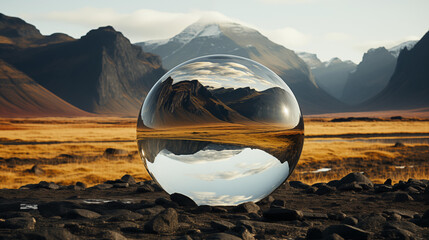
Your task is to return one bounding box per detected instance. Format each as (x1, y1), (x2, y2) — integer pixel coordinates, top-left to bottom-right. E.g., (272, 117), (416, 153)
(0, 173), (428, 240)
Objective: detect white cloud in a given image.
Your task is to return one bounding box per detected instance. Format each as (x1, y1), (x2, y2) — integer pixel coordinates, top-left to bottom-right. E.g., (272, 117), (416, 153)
(34, 8), (241, 42)
(263, 27), (310, 48)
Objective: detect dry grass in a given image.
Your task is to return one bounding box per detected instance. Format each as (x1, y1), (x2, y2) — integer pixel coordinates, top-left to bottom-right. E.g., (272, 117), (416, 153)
(0, 117), (428, 188)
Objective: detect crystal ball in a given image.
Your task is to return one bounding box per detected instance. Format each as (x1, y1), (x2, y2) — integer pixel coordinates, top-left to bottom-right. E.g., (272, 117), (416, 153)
(137, 55), (304, 206)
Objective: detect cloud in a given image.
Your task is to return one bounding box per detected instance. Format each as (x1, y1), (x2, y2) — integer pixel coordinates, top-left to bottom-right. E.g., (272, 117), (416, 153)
(263, 27), (310, 48)
(191, 191), (253, 205)
(35, 8), (241, 42)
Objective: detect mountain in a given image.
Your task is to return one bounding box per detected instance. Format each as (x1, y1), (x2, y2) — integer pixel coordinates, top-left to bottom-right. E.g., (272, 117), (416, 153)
(0, 59), (89, 117)
(0, 13), (74, 48)
(137, 21), (346, 114)
(142, 77), (249, 128)
(296, 52), (322, 69)
(311, 57), (356, 100)
(388, 40), (418, 58)
(341, 47), (397, 105)
(211, 87), (300, 127)
(1, 26), (166, 116)
(366, 31), (429, 110)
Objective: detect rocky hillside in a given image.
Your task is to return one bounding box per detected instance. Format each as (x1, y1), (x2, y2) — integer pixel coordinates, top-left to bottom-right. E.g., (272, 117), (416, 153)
(2, 25), (166, 116)
(0, 60), (90, 117)
(367, 31), (429, 110)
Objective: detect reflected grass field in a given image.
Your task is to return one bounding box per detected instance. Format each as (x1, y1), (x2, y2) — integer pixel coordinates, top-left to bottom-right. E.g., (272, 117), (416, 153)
(0, 117), (428, 188)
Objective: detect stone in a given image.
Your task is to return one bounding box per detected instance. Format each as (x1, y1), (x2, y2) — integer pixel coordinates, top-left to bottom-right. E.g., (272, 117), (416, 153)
(155, 197), (179, 208)
(338, 172), (373, 188)
(384, 178), (392, 185)
(315, 184), (335, 195)
(39, 181), (60, 190)
(322, 224), (372, 240)
(64, 209), (101, 219)
(328, 212), (347, 221)
(136, 184), (155, 193)
(105, 209), (143, 221)
(327, 180), (341, 187)
(207, 233), (242, 240)
(394, 192), (414, 202)
(384, 209), (417, 219)
(337, 182), (363, 191)
(381, 228), (413, 240)
(104, 148), (128, 156)
(236, 226), (255, 240)
(302, 211), (329, 219)
(113, 182), (129, 188)
(136, 206), (164, 216)
(289, 181), (310, 189)
(146, 208), (179, 234)
(341, 216), (358, 226)
(233, 202), (260, 214)
(305, 186), (317, 194)
(91, 183), (113, 190)
(212, 206), (228, 213)
(324, 233), (345, 240)
(38, 201), (82, 217)
(306, 227), (323, 239)
(121, 174), (136, 184)
(192, 205), (212, 213)
(22, 228), (79, 240)
(0, 217), (36, 229)
(263, 208), (303, 221)
(270, 199), (285, 208)
(357, 214), (386, 231)
(375, 185), (393, 193)
(26, 164), (45, 175)
(98, 230), (128, 240)
(210, 220), (235, 231)
(170, 193), (198, 207)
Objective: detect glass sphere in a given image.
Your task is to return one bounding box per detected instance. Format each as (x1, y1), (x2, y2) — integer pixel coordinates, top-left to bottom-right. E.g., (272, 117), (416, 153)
(137, 55), (304, 206)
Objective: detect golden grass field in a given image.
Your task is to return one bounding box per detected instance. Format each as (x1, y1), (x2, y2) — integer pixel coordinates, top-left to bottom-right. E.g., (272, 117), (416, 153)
(0, 117), (428, 188)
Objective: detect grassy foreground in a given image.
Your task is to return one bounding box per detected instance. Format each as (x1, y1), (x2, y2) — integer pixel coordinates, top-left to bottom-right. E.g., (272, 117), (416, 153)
(0, 117), (428, 188)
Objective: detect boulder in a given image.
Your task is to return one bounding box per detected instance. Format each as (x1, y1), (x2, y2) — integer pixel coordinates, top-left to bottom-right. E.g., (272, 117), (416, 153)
(323, 224), (372, 240)
(170, 193), (197, 207)
(263, 208), (303, 221)
(338, 172), (373, 188)
(145, 208), (179, 234)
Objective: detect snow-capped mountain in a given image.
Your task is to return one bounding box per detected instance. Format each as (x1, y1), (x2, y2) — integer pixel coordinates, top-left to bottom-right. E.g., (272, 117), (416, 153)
(296, 52), (322, 69)
(136, 20), (347, 114)
(388, 40), (418, 58)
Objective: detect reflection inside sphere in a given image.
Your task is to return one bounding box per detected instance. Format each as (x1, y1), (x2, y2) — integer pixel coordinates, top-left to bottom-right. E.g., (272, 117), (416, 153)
(137, 55), (304, 206)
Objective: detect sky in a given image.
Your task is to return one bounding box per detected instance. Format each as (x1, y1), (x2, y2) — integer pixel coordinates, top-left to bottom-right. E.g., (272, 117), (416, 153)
(1, 0), (428, 63)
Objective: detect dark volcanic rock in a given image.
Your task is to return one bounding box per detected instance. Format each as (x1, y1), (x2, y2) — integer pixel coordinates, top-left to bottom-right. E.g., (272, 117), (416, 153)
(155, 197), (179, 208)
(233, 202), (260, 214)
(341, 216), (358, 226)
(170, 193), (198, 207)
(207, 232), (242, 240)
(136, 184), (155, 193)
(146, 208), (179, 234)
(306, 227), (323, 240)
(63, 209), (101, 219)
(323, 224), (372, 240)
(38, 201), (82, 217)
(289, 181), (310, 189)
(338, 172), (373, 188)
(0, 217), (36, 229)
(263, 208), (303, 221)
(210, 220), (235, 231)
(21, 228), (79, 240)
(120, 174), (136, 185)
(394, 192), (414, 202)
(25, 164), (45, 175)
(315, 184), (336, 195)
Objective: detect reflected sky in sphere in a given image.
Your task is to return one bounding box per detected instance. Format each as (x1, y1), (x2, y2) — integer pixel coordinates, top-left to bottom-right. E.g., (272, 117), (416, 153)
(137, 54), (304, 206)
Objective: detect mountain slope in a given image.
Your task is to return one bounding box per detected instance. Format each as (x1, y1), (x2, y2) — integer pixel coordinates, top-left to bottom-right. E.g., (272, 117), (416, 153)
(2, 26), (166, 116)
(137, 21), (346, 114)
(341, 47), (397, 105)
(366, 31), (429, 110)
(312, 58), (356, 100)
(0, 59), (89, 117)
(0, 13), (74, 48)
(388, 40), (418, 58)
(142, 77), (249, 128)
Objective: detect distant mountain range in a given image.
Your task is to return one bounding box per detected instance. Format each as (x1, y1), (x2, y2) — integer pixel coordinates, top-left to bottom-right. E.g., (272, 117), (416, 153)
(366, 32), (429, 110)
(0, 13), (165, 117)
(137, 21), (346, 114)
(0, 12), (428, 117)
